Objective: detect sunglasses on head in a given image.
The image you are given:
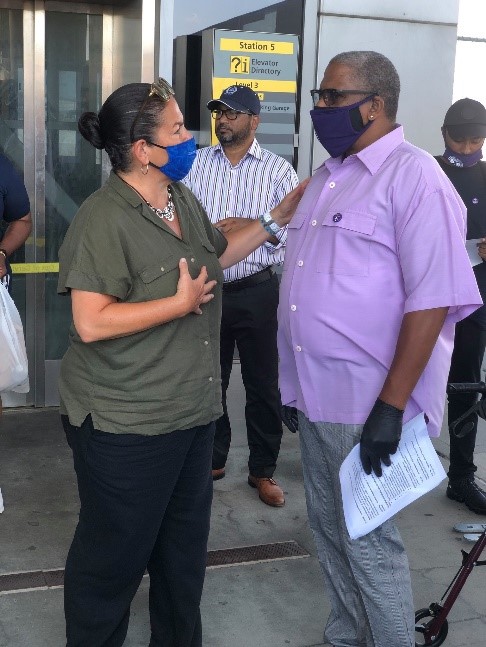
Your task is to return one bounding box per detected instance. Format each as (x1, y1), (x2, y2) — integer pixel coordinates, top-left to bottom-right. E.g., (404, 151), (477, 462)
(130, 78), (175, 142)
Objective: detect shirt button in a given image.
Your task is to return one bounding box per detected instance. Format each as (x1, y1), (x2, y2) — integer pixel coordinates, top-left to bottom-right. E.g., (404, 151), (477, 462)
(160, 267), (164, 272)
(297, 260), (304, 267)
(311, 220), (317, 226)
(204, 340), (209, 345)
(190, 258), (195, 263)
(209, 377), (213, 382)
(296, 345), (302, 352)
(333, 213), (342, 222)
(329, 181), (336, 188)
(290, 304), (297, 311)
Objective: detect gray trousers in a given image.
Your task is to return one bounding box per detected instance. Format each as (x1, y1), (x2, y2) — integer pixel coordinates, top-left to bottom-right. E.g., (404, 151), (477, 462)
(298, 415), (415, 647)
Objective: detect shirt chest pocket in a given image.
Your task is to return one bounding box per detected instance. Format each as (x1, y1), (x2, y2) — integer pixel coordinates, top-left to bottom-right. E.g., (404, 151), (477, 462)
(139, 255), (181, 299)
(317, 209), (377, 277)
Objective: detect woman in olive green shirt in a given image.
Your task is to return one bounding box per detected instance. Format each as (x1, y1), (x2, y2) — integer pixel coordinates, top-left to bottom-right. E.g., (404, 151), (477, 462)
(58, 78), (304, 647)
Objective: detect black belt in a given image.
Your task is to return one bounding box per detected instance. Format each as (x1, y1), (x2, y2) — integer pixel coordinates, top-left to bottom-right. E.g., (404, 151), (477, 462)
(222, 267), (274, 293)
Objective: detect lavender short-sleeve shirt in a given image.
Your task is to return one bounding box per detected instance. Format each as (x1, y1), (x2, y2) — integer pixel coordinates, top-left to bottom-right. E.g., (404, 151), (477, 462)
(278, 126), (482, 437)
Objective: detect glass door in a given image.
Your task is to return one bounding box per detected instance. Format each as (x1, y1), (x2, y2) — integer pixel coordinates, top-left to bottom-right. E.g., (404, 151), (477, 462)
(44, 10), (104, 403)
(0, 1), (146, 407)
(43, 2), (145, 405)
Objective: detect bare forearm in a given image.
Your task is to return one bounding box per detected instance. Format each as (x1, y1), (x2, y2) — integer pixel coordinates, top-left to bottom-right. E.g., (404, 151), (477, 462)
(218, 180), (308, 269)
(72, 260), (216, 343)
(1, 215), (32, 255)
(219, 219), (270, 269)
(73, 294), (188, 343)
(379, 307), (448, 410)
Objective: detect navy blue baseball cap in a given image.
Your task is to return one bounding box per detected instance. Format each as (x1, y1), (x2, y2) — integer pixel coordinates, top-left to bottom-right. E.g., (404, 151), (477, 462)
(207, 85), (261, 115)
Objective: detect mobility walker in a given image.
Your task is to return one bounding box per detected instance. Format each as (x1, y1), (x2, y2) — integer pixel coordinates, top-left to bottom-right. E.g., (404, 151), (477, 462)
(414, 382), (486, 646)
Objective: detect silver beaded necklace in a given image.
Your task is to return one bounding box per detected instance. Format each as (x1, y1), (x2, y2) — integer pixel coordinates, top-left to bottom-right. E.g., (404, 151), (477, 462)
(144, 186), (175, 222)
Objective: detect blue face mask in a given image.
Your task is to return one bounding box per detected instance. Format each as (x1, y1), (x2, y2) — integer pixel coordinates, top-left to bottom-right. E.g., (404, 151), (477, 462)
(443, 146), (483, 168)
(310, 95), (375, 158)
(148, 137), (197, 181)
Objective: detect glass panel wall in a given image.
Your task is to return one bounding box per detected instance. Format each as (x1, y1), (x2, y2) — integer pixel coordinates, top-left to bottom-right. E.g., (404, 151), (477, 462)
(0, 1), (147, 407)
(44, 11), (103, 360)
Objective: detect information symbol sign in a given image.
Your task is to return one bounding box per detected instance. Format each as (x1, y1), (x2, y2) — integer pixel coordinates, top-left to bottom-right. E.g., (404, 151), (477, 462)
(230, 55), (250, 74)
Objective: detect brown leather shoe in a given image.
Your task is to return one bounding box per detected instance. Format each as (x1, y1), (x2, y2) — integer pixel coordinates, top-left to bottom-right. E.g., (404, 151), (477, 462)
(212, 467), (225, 481)
(248, 475), (285, 507)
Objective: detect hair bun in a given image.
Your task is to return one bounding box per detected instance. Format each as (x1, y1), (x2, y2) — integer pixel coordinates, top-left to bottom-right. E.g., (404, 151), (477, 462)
(78, 111), (105, 149)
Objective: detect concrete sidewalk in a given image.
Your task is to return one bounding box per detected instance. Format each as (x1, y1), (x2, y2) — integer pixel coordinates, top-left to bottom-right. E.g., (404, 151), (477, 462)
(1, 364), (485, 646)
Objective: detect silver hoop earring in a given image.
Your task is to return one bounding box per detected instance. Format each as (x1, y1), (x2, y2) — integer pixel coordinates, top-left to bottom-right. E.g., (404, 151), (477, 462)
(141, 164), (149, 175)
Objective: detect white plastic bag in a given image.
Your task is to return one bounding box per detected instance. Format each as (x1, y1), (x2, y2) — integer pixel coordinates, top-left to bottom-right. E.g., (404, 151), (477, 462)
(0, 281), (30, 393)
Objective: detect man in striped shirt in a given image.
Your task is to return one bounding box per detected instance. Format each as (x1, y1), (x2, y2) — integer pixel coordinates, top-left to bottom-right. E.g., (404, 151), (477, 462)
(183, 85), (299, 507)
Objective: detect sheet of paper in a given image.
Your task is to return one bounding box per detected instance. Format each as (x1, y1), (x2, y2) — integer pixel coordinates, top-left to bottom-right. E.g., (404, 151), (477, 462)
(339, 413), (446, 540)
(466, 238), (482, 267)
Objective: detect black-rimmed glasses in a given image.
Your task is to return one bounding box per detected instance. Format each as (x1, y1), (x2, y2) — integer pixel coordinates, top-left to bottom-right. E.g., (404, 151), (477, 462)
(130, 78), (175, 142)
(211, 108), (253, 120)
(310, 88), (377, 107)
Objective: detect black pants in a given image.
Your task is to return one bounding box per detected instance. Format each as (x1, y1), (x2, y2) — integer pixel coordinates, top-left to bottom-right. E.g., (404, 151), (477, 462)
(447, 316), (486, 480)
(212, 272), (282, 478)
(62, 414), (215, 647)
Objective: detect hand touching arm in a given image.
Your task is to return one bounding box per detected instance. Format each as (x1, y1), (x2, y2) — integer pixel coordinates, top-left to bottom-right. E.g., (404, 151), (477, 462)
(218, 180), (309, 269)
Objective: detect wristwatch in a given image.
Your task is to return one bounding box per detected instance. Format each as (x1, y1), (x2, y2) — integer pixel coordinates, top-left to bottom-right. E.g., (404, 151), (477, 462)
(259, 212), (282, 236)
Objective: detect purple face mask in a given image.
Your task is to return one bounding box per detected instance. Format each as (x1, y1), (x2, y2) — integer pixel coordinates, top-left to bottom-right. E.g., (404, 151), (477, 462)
(443, 146), (483, 168)
(310, 95), (375, 158)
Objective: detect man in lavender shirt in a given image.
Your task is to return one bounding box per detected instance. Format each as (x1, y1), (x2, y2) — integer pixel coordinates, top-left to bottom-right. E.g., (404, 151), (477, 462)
(278, 51), (482, 647)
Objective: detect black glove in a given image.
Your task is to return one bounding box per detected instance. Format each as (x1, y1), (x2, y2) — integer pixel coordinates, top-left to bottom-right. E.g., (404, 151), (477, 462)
(359, 398), (403, 477)
(281, 405), (299, 433)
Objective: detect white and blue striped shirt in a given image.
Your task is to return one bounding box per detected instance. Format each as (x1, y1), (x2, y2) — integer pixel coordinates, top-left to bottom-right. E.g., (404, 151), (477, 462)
(182, 139), (299, 282)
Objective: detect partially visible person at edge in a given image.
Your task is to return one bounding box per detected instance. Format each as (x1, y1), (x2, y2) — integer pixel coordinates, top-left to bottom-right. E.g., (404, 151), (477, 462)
(278, 51), (482, 647)
(57, 78), (306, 647)
(183, 85), (299, 507)
(435, 98), (486, 515)
(0, 152), (32, 416)
(0, 153), (32, 293)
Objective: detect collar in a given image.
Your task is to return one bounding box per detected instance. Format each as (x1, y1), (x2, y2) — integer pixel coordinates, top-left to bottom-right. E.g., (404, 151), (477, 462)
(325, 125), (404, 176)
(212, 138), (263, 162)
(107, 171), (144, 208)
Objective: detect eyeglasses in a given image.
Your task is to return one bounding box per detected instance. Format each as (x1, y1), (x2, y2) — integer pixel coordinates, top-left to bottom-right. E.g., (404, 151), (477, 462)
(211, 108), (253, 120)
(130, 78), (175, 142)
(310, 88), (376, 107)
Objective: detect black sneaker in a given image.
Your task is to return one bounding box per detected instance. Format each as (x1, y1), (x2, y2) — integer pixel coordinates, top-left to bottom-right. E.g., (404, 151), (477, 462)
(447, 476), (486, 514)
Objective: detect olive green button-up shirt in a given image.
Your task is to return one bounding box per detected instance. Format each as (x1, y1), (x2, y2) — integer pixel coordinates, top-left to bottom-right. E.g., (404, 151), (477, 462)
(58, 172), (227, 435)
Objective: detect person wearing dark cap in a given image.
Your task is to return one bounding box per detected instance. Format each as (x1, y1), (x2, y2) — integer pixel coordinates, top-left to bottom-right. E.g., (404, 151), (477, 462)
(183, 85), (299, 507)
(436, 97), (486, 514)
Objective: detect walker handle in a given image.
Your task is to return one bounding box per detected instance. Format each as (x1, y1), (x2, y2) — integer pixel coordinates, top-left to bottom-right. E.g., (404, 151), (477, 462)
(447, 382), (486, 394)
